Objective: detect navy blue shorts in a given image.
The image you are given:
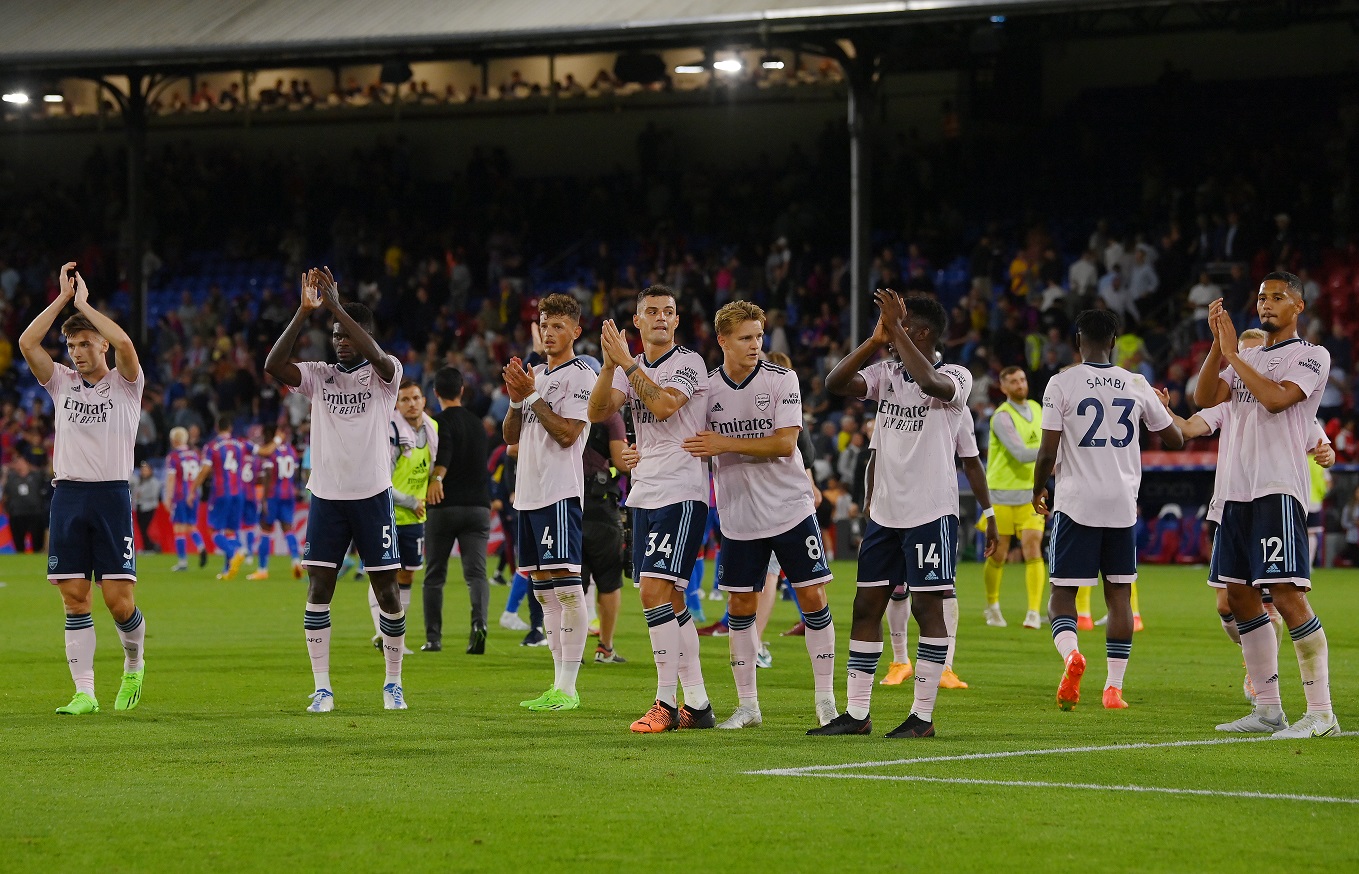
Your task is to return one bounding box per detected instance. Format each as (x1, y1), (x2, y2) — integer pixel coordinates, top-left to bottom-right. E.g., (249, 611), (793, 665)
(208, 495), (243, 532)
(1048, 512), (1136, 587)
(303, 491), (400, 573)
(171, 501), (197, 526)
(1210, 495), (1311, 591)
(516, 498), (583, 574)
(47, 481), (137, 584)
(631, 500), (708, 588)
(397, 523), (424, 572)
(262, 497), (296, 529)
(857, 515), (959, 592)
(240, 499), (259, 527)
(717, 514), (833, 592)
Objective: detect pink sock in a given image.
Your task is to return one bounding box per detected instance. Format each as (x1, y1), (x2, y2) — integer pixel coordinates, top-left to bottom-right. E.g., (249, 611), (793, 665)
(555, 582), (588, 697)
(912, 636), (948, 721)
(64, 613), (96, 696)
(1238, 615), (1281, 707)
(378, 610), (406, 684)
(846, 639), (883, 719)
(887, 593), (911, 663)
(675, 610), (709, 709)
(1290, 618), (1331, 713)
(304, 602), (332, 691)
(728, 613), (759, 705)
(644, 603), (681, 707)
(534, 586), (564, 687)
(802, 606), (835, 693)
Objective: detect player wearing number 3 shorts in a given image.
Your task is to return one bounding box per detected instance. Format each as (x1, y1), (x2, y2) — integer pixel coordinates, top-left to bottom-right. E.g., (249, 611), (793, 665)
(1032, 310), (1183, 713)
(683, 302), (838, 731)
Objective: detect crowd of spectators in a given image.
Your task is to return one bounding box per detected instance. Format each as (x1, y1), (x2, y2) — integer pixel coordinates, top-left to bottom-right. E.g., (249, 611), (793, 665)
(2, 71), (1358, 555)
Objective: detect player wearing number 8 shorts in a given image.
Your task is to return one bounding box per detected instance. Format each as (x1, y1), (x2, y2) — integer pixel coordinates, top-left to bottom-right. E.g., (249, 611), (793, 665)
(1032, 310), (1182, 713)
(682, 302), (838, 730)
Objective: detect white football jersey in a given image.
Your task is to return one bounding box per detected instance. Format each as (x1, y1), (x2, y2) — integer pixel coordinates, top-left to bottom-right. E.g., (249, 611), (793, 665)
(704, 361), (812, 540)
(296, 356), (402, 501)
(514, 357), (594, 511)
(44, 364), (144, 482)
(613, 345), (710, 508)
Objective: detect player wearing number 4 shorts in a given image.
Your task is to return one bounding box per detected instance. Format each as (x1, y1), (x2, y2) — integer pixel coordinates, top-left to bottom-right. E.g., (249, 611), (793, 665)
(506, 294), (597, 713)
(683, 302), (838, 731)
(265, 267), (408, 713)
(813, 290), (978, 738)
(1195, 272), (1339, 738)
(1033, 310), (1183, 713)
(590, 284), (713, 732)
(21, 262), (149, 715)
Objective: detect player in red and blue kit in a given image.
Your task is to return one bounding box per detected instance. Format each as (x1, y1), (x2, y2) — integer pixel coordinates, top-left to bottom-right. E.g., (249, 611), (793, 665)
(195, 414), (250, 580)
(164, 426), (208, 571)
(238, 448), (262, 567)
(248, 424), (304, 580)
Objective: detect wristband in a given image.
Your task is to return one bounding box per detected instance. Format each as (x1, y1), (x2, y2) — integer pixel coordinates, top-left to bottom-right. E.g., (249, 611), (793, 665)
(524, 391), (541, 408)
(625, 363), (639, 377)
(509, 399), (523, 410)
(982, 507), (995, 520)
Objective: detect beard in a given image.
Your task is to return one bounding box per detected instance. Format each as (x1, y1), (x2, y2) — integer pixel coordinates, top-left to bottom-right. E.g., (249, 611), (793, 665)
(1259, 318), (1280, 333)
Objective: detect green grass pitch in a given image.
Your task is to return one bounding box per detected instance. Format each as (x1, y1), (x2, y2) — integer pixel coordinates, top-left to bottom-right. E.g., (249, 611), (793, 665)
(2, 553), (1356, 872)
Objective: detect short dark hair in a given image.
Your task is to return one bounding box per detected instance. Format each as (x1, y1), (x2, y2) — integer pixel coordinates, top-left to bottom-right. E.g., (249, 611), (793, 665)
(1261, 271), (1304, 298)
(216, 413), (234, 433)
(638, 284), (677, 308)
(260, 424), (277, 444)
(538, 293), (581, 323)
(434, 366), (464, 402)
(341, 302), (375, 334)
(902, 293), (947, 341)
(1075, 309), (1120, 345)
(60, 313), (99, 338)
(999, 365), (1025, 380)
(398, 379), (421, 392)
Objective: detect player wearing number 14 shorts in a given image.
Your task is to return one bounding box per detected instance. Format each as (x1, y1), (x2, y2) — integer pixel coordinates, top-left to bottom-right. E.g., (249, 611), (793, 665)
(1032, 310), (1183, 712)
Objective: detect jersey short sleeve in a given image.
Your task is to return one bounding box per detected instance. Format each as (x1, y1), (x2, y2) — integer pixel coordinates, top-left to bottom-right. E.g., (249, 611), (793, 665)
(858, 360), (889, 402)
(611, 364), (630, 396)
(955, 412), (980, 458)
(941, 365), (970, 409)
(1281, 346), (1329, 398)
(1041, 377), (1067, 431)
(1133, 377), (1173, 432)
(661, 358), (705, 399)
(773, 370), (803, 431)
(1196, 403), (1228, 435)
(40, 362), (73, 399)
(557, 367), (592, 422)
(294, 361), (322, 399)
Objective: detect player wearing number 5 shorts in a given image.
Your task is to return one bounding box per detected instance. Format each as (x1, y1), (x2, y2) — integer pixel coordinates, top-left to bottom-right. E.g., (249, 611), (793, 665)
(589, 284), (714, 732)
(1194, 272), (1339, 738)
(505, 294), (597, 713)
(1032, 310), (1183, 713)
(683, 302), (838, 731)
(265, 267), (408, 713)
(813, 290), (976, 738)
(20, 262), (148, 715)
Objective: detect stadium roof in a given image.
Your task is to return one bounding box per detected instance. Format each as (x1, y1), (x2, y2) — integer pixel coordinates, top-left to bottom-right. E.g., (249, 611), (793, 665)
(2, 0), (1243, 75)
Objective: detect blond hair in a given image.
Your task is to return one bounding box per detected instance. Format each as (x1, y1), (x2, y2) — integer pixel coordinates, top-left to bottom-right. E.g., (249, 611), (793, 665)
(715, 300), (765, 337)
(1239, 328), (1267, 342)
(766, 351), (792, 369)
(169, 427), (189, 448)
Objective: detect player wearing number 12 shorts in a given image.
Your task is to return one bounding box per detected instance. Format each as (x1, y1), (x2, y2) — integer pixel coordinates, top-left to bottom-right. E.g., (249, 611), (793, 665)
(1032, 309), (1183, 713)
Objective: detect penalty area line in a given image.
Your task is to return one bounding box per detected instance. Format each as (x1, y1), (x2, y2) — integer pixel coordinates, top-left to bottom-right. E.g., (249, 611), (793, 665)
(756, 772), (1359, 805)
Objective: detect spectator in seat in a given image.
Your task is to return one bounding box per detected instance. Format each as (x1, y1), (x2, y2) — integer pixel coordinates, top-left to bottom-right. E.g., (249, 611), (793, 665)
(1339, 485), (1359, 567)
(1186, 270), (1220, 341)
(1067, 249), (1099, 305)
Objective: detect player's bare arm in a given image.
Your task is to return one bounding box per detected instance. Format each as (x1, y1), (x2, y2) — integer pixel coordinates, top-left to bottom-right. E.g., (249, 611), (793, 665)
(501, 357), (536, 445)
(1154, 386), (1212, 439)
(608, 438), (634, 473)
(18, 261), (77, 385)
(1218, 338), (1307, 415)
(263, 271), (323, 388)
(314, 267), (395, 383)
(529, 399), (587, 449)
(960, 455), (999, 557)
(682, 425), (798, 460)
(1193, 300), (1232, 408)
(826, 309), (891, 397)
(1032, 429), (1062, 515)
(69, 271), (140, 382)
(604, 319), (687, 421)
(587, 319), (630, 421)
(878, 290), (955, 401)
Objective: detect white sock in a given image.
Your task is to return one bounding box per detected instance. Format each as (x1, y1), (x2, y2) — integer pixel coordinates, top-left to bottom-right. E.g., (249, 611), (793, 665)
(304, 602), (332, 691)
(887, 592), (911, 663)
(536, 586), (564, 688)
(555, 582), (588, 697)
(676, 609), (709, 709)
(911, 637), (948, 721)
(1290, 617), (1331, 713)
(368, 586), (381, 636)
(64, 613), (96, 696)
(378, 610), (406, 685)
(114, 608), (146, 673)
(943, 594), (959, 669)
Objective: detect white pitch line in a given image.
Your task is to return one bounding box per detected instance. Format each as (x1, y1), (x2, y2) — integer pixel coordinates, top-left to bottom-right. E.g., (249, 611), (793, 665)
(746, 736), (1273, 776)
(761, 772), (1359, 805)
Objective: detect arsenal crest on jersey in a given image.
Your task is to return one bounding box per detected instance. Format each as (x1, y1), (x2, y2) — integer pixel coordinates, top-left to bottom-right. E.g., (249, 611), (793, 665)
(95, 382), (111, 399)
(756, 393), (771, 411)
(357, 369), (372, 387)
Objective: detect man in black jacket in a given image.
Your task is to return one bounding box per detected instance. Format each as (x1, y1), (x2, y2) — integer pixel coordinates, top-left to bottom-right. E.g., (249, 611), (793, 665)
(422, 367), (493, 654)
